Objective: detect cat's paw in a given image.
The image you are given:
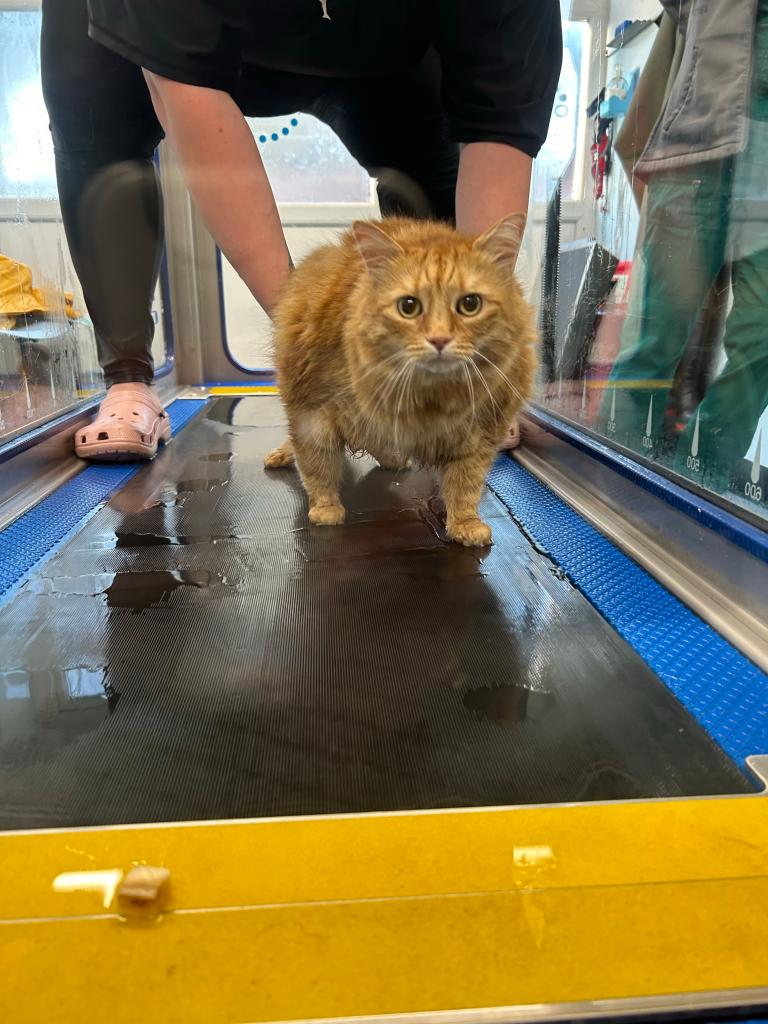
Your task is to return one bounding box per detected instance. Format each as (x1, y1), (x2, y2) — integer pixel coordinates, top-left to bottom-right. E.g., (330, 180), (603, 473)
(309, 502), (346, 526)
(264, 442), (294, 469)
(447, 517), (493, 547)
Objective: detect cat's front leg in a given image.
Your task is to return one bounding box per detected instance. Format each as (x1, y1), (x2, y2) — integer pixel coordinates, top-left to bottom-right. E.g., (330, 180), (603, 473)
(291, 411), (346, 526)
(441, 447), (496, 547)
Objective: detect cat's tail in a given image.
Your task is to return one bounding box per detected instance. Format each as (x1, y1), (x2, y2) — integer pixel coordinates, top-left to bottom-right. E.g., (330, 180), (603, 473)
(264, 438), (294, 469)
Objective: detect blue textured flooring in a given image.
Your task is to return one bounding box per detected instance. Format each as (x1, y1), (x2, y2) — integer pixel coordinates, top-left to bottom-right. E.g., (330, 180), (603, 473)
(0, 399), (205, 606)
(487, 455), (768, 770)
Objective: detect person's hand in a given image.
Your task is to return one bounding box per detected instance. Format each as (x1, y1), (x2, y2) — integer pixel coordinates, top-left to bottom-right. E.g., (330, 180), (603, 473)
(498, 419), (521, 451)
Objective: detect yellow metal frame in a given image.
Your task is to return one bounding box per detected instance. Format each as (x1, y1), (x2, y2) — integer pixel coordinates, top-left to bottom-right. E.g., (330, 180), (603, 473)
(2, 795), (767, 1023)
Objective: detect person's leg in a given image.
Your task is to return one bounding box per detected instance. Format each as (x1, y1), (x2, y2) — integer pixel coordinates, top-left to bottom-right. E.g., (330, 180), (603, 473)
(676, 245), (768, 485)
(41, 0), (170, 457)
(599, 163), (731, 454)
(310, 49), (459, 222)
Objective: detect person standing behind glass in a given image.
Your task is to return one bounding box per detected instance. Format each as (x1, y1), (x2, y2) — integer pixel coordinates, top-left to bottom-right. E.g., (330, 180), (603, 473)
(601, 0), (768, 492)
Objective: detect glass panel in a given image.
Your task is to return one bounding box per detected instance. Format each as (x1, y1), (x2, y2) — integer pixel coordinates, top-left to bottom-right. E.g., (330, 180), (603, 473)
(222, 225), (351, 371)
(0, 9), (102, 445)
(532, 21), (591, 203)
(532, 0), (768, 524)
(248, 114), (372, 203)
(224, 115), (374, 369)
(0, 10), (170, 448)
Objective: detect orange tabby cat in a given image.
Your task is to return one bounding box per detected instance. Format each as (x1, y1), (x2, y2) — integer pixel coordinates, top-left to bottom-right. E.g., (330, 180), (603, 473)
(265, 215), (538, 546)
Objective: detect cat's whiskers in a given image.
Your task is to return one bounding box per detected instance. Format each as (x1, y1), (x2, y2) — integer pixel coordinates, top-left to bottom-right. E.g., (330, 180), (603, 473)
(356, 358), (407, 438)
(393, 362), (416, 451)
(469, 358), (504, 424)
(474, 350), (524, 404)
(364, 359), (412, 445)
(462, 363), (477, 427)
(356, 350), (403, 382)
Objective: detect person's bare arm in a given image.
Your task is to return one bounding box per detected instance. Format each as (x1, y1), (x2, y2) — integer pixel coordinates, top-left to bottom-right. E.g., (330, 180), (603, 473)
(145, 73), (290, 314)
(455, 142), (532, 236)
(456, 142), (532, 450)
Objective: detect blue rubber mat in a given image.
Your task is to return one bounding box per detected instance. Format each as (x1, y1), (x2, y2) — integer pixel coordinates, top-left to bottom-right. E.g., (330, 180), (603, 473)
(487, 455), (768, 770)
(0, 399), (205, 605)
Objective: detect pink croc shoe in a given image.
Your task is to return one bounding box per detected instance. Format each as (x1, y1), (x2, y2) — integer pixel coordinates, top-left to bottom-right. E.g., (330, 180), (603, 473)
(75, 384), (171, 462)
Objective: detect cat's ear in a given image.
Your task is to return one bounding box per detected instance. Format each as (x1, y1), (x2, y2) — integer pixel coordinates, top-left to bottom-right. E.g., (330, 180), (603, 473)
(352, 221), (404, 272)
(473, 213), (526, 270)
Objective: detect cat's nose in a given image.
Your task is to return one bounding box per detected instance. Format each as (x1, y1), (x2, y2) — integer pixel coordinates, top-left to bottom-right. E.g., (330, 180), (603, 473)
(427, 336), (451, 353)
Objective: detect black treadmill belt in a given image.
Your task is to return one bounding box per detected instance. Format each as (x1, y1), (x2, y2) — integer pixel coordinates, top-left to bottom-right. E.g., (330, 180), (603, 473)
(0, 397), (750, 829)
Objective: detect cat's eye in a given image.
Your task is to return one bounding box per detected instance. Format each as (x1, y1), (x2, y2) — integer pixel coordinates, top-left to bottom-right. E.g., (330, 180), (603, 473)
(457, 294), (483, 316)
(396, 296), (422, 318)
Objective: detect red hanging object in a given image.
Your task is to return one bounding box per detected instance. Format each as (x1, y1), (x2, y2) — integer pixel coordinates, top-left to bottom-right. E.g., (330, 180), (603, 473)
(590, 119), (612, 200)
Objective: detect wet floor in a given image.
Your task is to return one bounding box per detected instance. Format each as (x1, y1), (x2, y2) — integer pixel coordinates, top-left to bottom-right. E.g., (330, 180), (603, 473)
(0, 396), (752, 829)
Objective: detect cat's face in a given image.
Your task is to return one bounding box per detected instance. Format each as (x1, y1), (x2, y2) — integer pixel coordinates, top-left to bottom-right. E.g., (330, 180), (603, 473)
(350, 216), (527, 379)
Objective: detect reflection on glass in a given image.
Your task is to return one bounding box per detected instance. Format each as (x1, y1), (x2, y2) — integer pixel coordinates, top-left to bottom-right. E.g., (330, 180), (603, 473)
(533, 22), (591, 203)
(534, 1), (768, 523)
(0, 10), (169, 448)
(248, 114), (372, 204)
(0, 10), (102, 444)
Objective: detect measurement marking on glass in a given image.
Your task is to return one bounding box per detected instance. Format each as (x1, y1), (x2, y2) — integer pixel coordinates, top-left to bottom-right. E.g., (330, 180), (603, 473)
(580, 378), (587, 417)
(746, 430), (763, 502)
(557, 375), (563, 400)
(607, 387), (616, 433)
(49, 368), (56, 402)
(642, 396), (653, 449)
(23, 373), (31, 411)
(751, 430), (762, 484)
(686, 409), (701, 472)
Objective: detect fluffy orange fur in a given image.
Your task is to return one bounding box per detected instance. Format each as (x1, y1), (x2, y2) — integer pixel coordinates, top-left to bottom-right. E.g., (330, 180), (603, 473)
(266, 215), (538, 546)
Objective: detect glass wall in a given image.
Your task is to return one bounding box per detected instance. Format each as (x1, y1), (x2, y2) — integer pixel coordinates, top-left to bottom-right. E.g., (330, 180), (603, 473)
(220, 114), (375, 371)
(0, 6), (168, 448)
(530, 0), (768, 524)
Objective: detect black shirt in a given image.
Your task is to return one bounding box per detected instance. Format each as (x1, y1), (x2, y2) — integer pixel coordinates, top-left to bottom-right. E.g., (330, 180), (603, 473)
(88, 0), (562, 157)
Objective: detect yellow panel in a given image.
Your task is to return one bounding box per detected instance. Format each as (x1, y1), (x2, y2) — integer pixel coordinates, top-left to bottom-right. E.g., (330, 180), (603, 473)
(1, 798), (767, 1022)
(2, 877), (768, 1023)
(2, 799), (766, 921)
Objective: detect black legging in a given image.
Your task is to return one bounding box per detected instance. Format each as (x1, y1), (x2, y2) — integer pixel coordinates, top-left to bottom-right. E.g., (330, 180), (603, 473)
(41, 0), (459, 386)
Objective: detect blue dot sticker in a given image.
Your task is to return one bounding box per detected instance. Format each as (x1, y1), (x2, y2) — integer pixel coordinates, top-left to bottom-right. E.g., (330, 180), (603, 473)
(255, 117), (300, 145)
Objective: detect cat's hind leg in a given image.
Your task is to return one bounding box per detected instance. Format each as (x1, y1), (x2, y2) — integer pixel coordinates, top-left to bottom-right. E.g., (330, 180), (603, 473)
(441, 447), (496, 547)
(264, 438), (295, 469)
(291, 412), (346, 526)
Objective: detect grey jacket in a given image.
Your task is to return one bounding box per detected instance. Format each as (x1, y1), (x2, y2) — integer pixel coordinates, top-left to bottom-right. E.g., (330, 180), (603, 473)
(637, 0), (758, 174)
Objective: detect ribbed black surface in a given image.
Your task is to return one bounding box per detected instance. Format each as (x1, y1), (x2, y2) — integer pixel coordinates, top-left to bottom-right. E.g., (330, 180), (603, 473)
(0, 397), (751, 829)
